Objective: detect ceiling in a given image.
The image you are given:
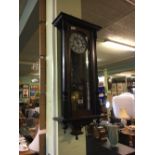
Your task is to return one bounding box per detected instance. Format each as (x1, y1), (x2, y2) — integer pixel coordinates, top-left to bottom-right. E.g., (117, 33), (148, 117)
(19, 0), (135, 78)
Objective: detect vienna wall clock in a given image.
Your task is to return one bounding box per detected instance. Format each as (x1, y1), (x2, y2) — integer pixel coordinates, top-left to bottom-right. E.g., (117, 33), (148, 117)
(53, 12), (102, 139)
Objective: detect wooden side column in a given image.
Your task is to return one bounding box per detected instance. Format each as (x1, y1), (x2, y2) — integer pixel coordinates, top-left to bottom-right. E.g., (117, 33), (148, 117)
(39, 0), (46, 155)
(39, 56), (46, 129)
(104, 68), (109, 95)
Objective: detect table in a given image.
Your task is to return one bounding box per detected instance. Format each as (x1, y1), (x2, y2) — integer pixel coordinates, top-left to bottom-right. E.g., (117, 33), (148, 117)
(115, 143), (135, 155)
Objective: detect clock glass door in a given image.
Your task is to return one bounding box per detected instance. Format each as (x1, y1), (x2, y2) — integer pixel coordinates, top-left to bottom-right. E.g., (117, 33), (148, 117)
(70, 32), (91, 117)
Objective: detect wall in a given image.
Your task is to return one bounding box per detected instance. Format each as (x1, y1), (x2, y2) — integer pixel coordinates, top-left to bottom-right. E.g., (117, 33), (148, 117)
(57, 0), (81, 17)
(57, 1), (86, 155)
(19, 75), (39, 84)
(19, 76), (39, 102)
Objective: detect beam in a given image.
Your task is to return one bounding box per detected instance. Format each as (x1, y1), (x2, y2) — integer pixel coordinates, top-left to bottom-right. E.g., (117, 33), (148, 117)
(98, 57), (135, 76)
(19, 0), (38, 36)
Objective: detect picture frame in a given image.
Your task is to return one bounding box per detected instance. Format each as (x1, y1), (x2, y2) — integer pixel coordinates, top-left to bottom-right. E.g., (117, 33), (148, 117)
(30, 85), (39, 97)
(22, 84), (29, 98)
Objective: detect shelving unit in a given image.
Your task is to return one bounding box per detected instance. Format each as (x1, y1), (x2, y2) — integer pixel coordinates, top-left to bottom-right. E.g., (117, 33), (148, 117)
(110, 77), (135, 96)
(98, 82), (106, 106)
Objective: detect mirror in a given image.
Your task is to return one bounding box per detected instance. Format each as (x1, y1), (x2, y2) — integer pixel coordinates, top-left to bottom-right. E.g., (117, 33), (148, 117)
(19, 83), (40, 146)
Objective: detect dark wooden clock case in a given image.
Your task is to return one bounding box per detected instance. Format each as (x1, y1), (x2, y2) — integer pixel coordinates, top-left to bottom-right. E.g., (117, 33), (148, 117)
(53, 12), (102, 139)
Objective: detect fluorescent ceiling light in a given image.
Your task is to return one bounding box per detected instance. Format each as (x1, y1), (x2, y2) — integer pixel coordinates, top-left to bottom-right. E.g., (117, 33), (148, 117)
(97, 58), (103, 62)
(103, 40), (135, 51)
(31, 78), (39, 83)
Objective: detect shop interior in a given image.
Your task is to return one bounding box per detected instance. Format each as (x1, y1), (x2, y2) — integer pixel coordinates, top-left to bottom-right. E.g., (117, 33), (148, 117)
(19, 0), (135, 154)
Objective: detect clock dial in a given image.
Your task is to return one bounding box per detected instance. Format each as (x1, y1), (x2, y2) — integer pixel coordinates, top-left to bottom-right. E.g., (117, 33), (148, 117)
(69, 32), (87, 54)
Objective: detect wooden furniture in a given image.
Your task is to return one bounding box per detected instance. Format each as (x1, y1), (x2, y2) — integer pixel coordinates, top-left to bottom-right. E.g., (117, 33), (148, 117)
(86, 135), (135, 155)
(111, 77), (135, 96)
(119, 127), (135, 147)
(19, 150), (38, 155)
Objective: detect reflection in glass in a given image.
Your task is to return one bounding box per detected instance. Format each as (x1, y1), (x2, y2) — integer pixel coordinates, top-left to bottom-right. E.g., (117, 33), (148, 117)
(71, 49), (91, 116)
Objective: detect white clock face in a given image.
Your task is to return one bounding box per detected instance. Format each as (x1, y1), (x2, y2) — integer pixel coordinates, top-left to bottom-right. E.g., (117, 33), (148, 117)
(69, 32), (87, 54)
